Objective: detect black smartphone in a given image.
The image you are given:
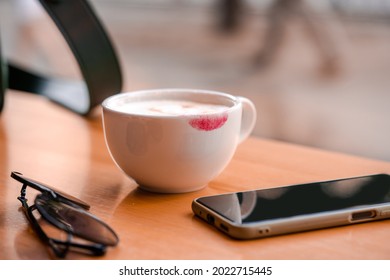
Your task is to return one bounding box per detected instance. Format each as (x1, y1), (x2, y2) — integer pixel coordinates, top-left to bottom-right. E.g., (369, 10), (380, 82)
(192, 174), (390, 239)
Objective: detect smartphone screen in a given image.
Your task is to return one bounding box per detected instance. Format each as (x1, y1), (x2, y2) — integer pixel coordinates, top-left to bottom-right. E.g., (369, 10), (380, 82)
(194, 174), (390, 229)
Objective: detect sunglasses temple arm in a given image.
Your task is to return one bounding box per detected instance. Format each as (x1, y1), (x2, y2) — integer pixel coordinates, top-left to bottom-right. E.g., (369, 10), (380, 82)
(51, 238), (107, 257)
(17, 184), (29, 208)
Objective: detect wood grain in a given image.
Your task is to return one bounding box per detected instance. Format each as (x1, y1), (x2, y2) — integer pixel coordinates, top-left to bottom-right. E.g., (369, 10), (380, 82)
(1, 91), (389, 260)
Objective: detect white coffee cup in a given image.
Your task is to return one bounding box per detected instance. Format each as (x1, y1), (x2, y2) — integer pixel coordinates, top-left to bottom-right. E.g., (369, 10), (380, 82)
(102, 88), (256, 193)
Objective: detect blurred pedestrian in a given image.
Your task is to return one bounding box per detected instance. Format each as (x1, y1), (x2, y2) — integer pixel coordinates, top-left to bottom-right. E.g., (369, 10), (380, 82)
(253, 0), (340, 76)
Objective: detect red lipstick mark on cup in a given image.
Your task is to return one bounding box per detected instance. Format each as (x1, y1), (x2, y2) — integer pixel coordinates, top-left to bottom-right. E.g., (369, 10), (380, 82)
(189, 114), (228, 131)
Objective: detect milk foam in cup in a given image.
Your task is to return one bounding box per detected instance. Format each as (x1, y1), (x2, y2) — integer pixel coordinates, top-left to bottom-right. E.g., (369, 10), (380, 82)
(102, 88), (257, 193)
(114, 100), (229, 116)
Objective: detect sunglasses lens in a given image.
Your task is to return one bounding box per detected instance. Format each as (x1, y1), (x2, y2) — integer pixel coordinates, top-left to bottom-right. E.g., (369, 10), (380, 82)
(35, 195), (118, 246)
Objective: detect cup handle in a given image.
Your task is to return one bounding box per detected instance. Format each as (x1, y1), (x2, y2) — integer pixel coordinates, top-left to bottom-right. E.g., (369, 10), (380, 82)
(238, 96), (257, 144)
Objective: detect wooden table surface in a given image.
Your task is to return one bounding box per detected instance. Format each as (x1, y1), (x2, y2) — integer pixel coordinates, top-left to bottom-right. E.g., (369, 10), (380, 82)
(1, 91), (389, 260)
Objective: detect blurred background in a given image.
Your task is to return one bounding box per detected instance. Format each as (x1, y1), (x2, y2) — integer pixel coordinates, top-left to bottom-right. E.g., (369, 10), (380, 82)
(1, 0), (390, 161)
